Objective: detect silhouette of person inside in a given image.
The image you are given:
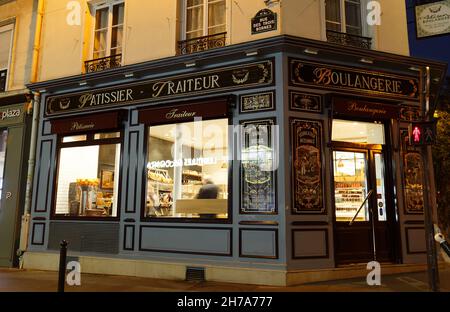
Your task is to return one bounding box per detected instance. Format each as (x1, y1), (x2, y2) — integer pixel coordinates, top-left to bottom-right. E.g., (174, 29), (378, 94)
(196, 176), (219, 199)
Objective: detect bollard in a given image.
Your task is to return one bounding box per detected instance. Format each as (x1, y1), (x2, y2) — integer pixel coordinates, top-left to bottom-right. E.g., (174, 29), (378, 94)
(58, 240), (68, 292)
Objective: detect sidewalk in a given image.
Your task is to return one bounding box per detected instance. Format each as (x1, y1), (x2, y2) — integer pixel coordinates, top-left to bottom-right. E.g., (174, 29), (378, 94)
(0, 266), (448, 292)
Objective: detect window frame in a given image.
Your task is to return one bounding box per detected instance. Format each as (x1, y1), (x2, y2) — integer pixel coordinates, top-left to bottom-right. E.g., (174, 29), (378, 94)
(141, 115), (233, 224)
(51, 130), (124, 221)
(89, 0), (125, 61)
(324, 0), (369, 37)
(181, 0), (228, 40)
(0, 23), (14, 92)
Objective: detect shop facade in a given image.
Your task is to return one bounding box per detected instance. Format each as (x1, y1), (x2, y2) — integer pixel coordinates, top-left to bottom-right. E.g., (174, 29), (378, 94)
(0, 92), (31, 267)
(24, 36), (446, 285)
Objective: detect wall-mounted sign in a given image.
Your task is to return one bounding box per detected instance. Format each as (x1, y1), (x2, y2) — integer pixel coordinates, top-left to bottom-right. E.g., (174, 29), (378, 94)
(240, 118), (277, 214)
(290, 118), (325, 214)
(239, 91), (275, 113)
(415, 0), (450, 38)
(46, 59), (274, 116)
(251, 9), (277, 34)
(289, 59), (420, 101)
(139, 98), (229, 125)
(289, 91), (322, 113)
(50, 111), (122, 135)
(333, 97), (399, 119)
(0, 104), (24, 126)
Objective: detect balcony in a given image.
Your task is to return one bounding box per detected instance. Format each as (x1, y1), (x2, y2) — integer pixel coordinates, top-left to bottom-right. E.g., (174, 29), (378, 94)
(326, 30), (372, 50)
(177, 32), (226, 55)
(84, 54), (122, 74)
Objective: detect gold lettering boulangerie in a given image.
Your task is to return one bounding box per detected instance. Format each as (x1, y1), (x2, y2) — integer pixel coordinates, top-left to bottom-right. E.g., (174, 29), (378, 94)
(313, 68), (403, 94)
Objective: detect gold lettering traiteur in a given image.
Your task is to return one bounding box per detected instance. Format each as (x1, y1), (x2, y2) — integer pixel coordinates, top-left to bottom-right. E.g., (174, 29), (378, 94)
(152, 75), (221, 98)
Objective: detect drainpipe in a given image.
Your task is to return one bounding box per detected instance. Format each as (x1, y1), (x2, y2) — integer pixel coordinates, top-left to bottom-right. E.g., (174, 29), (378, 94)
(18, 0), (44, 267)
(31, 0), (44, 84)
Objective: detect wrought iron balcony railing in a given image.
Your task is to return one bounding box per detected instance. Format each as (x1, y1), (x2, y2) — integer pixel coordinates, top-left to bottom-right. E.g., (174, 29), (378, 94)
(326, 30), (372, 49)
(84, 54), (122, 73)
(177, 32), (226, 55)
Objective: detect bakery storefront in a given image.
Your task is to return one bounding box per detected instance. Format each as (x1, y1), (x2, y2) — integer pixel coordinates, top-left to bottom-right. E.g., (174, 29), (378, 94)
(24, 37), (446, 285)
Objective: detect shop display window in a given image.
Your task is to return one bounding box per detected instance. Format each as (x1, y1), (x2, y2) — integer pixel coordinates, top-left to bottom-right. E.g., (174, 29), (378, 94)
(333, 151), (369, 222)
(54, 131), (121, 218)
(145, 118), (229, 220)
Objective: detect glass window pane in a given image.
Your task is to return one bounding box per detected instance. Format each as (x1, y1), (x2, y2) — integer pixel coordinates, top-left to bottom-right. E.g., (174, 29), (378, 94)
(346, 25), (362, 36)
(326, 21), (341, 32)
(186, 30), (204, 40)
(326, 0), (341, 23)
(375, 153), (387, 221)
(95, 7), (109, 30)
(55, 144), (121, 218)
(110, 47), (121, 56)
(93, 51), (106, 59)
(208, 0), (226, 28)
(332, 120), (385, 145)
(0, 28), (13, 69)
(146, 119), (229, 220)
(112, 3), (125, 26)
(62, 135), (87, 143)
(345, 1), (362, 29)
(0, 130), (8, 200)
(111, 25), (123, 50)
(208, 24), (226, 35)
(94, 132), (120, 140)
(94, 29), (108, 54)
(334, 151), (369, 222)
(187, 0), (203, 7)
(187, 6), (204, 34)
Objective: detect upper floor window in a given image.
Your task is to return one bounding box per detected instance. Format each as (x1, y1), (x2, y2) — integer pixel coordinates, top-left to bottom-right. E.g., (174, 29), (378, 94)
(184, 0), (226, 40)
(178, 0), (227, 55)
(0, 24), (14, 92)
(92, 1), (124, 60)
(325, 0), (363, 36)
(325, 0), (372, 49)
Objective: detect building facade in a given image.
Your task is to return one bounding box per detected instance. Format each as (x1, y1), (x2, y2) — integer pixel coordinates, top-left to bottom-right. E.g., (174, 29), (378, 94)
(23, 0), (447, 285)
(0, 0), (37, 267)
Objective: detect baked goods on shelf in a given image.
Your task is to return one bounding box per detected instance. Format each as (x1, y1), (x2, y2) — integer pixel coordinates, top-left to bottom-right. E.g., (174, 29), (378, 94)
(148, 168), (173, 184)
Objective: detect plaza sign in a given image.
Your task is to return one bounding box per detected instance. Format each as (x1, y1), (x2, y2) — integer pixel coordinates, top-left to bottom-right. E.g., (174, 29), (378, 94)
(415, 0), (450, 38)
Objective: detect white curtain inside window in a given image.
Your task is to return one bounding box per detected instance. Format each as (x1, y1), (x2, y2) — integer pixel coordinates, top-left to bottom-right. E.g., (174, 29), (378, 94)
(208, 0), (226, 35)
(186, 0), (204, 39)
(111, 3), (124, 55)
(94, 7), (109, 58)
(0, 28), (13, 69)
(185, 0), (226, 39)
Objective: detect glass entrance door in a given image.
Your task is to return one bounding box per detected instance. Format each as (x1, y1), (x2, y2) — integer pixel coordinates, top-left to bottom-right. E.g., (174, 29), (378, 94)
(333, 147), (394, 264)
(332, 119), (396, 265)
